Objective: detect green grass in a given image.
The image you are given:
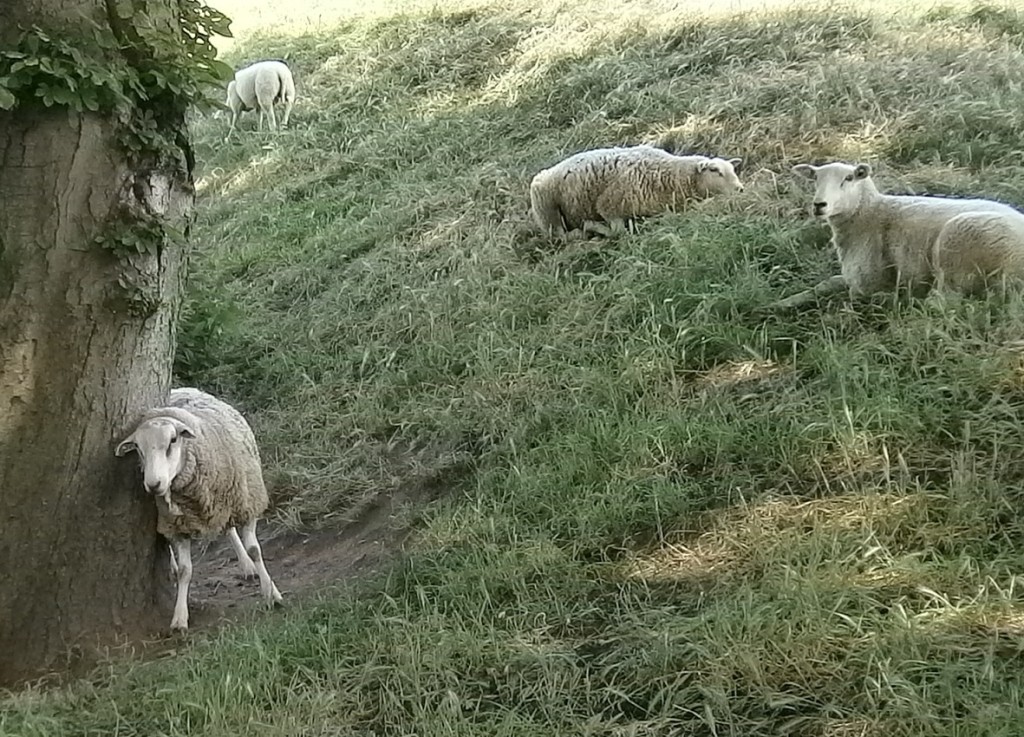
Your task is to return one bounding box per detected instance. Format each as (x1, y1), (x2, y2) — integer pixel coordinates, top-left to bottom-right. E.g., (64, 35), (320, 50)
(7, 0), (1024, 734)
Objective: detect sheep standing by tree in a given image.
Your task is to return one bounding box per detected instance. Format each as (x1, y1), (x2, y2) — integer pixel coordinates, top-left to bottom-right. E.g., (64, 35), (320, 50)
(529, 144), (744, 237)
(226, 60), (296, 135)
(773, 161), (1024, 309)
(116, 388), (283, 633)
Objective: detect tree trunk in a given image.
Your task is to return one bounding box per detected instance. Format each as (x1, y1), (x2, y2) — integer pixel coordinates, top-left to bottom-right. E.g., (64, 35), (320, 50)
(0, 3), (193, 685)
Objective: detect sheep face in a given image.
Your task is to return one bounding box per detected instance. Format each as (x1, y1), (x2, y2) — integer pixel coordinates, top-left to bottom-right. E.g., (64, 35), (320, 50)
(696, 158), (745, 196)
(792, 162), (872, 219)
(115, 417), (196, 496)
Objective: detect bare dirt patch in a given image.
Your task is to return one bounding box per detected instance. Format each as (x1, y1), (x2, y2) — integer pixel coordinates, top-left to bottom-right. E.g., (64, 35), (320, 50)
(182, 463), (463, 632)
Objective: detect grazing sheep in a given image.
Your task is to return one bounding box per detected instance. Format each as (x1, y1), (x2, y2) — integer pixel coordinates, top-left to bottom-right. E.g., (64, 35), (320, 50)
(115, 387), (283, 633)
(529, 145), (745, 237)
(226, 60), (296, 135)
(773, 161), (1024, 309)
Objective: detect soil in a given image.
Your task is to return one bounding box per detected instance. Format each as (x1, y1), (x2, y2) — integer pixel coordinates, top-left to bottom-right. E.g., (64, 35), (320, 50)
(17, 453), (473, 687)
(183, 472), (445, 633)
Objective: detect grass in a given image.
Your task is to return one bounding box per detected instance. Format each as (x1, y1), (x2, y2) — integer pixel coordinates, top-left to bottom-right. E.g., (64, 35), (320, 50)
(6, 0), (1024, 734)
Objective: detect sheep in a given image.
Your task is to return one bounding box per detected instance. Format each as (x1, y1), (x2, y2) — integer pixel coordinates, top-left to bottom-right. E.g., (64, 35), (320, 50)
(529, 144), (745, 237)
(772, 161), (1024, 309)
(115, 387), (283, 633)
(225, 60), (296, 135)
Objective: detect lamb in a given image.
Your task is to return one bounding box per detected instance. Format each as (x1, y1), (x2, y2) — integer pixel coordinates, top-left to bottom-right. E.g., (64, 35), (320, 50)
(773, 161), (1024, 309)
(115, 387), (283, 633)
(529, 144), (745, 237)
(225, 60), (296, 135)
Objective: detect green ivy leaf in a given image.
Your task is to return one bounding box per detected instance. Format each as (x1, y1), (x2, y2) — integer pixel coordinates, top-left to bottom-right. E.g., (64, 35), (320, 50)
(208, 14), (233, 38)
(80, 87), (100, 111)
(0, 86), (16, 110)
(163, 224), (186, 244)
(50, 86), (76, 106)
(4, 13), (233, 156)
(210, 59), (234, 81)
(114, 0), (134, 19)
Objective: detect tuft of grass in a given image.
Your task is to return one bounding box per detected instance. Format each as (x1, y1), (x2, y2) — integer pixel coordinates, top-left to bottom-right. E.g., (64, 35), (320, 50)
(8, 1), (1024, 735)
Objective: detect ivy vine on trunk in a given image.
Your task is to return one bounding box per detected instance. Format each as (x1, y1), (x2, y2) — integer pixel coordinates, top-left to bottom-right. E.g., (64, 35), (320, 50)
(0, 0), (231, 685)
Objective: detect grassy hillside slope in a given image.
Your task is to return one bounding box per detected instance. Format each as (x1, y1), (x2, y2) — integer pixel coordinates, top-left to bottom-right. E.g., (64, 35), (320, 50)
(7, 1), (1024, 735)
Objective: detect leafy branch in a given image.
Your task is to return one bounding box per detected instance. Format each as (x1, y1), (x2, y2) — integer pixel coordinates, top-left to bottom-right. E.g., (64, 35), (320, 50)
(0, 1), (234, 157)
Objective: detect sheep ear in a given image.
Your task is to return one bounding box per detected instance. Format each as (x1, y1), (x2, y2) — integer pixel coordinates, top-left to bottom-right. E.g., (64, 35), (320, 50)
(115, 435), (138, 457)
(791, 164), (816, 180)
(170, 418), (197, 439)
(697, 160), (710, 173)
(853, 163), (871, 179)
(728, 157), (743, 173)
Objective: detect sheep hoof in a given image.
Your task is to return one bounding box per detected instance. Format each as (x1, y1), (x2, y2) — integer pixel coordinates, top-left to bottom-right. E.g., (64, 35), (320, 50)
(170, 621), (189, 635)
(766, 294), (811, 312)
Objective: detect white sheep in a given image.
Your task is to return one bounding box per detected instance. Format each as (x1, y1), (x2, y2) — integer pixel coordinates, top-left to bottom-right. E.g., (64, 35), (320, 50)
(115, 387), (283, 633)
(773, 161), (1024, 309)
(529, 144), (744, 237)
(226, 60), (296, 135)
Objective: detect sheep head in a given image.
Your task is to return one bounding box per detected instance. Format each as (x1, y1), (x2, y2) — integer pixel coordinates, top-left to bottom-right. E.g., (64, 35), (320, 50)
(696, 157), (745, 195)
(792, 161), (873, 220)
(115, 416), (196, 497)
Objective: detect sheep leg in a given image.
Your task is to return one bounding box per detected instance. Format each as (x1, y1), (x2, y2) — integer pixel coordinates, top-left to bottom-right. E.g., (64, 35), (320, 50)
(592, 190), (631, 236)
(605, 218), (629, 235)
(254, 86), (278, 132)
(227, 526), (259, 579)
(160, 490), (181, 517)
(169, 537), (193, 633)
(768, 274), (847, 311)
(240, 519), (283, 606)
(256, 96), (274, 132)
(581, 219), (625, 238)
(167, 541), (179, 583)
(281, 97), (293, 128)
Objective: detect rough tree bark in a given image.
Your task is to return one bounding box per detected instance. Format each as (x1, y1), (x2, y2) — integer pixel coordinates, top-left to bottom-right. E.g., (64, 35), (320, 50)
(0, 0), (194, 685)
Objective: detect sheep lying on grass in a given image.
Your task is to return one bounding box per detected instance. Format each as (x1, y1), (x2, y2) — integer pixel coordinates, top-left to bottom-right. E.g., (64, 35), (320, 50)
(116, 388), (283, 633)
(226, 60), (296, 135)
(773, 161), (1024, 309)
(529, 144), (745, 237)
